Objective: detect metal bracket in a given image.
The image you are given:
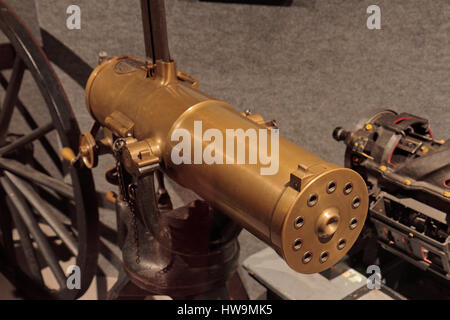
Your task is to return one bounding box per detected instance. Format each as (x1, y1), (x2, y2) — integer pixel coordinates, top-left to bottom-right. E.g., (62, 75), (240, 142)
(105, 111), (135, 137)
(120, 139), (160, 177)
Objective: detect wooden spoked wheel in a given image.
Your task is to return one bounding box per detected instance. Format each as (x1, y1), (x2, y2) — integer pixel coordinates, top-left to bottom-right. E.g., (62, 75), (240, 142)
(0, 1), (99, 299)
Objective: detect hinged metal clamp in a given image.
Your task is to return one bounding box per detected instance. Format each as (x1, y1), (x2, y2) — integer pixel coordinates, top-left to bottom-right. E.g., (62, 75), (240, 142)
(105, 111), (135, 137)
(120, 138), (161, 176)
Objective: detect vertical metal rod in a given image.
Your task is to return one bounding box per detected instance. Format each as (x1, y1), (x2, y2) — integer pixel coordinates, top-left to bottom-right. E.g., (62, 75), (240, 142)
(140, 0), (154, 62)
(140, 0), (171, 63)
(0, 43), (15, 70)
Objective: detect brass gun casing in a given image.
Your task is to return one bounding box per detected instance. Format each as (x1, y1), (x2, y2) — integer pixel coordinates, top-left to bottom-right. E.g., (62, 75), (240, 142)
(86, 56), (368, 273)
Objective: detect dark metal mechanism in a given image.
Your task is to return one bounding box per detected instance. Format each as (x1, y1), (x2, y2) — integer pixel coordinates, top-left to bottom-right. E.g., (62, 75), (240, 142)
(108, 137), (244, 299)
(334, 110), (450, 280)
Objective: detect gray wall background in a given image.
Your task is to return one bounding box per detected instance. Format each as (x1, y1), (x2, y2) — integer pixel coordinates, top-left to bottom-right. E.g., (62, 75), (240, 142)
(2, 0), (449, 298)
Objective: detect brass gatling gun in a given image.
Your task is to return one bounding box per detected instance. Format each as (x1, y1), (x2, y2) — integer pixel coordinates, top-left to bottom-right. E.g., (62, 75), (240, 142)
(61, 1), (369, 298)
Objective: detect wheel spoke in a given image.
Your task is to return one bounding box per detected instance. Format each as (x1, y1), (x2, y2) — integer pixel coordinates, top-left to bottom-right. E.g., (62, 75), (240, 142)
(0, 157), (74, 199)
(0, 43), (15, 70)
(5, 197), (44, 284)
(0, 56), (25, 139)
(6, 172), (78, 255)
(98, 238), (122, 271)
(0, 1), (99, 298)
(0, 176), (67, 288)
(0, 121), (54, 155)
(29, 182), (72, 225)
(0, 72), (63, 173)
(99, 221), (119, 244)
(0, 188), (16, 263)
(31, 157), (52, 177)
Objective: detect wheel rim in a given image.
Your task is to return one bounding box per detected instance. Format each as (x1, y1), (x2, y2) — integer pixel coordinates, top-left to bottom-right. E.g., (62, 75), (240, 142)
(0, 1), (98, 299)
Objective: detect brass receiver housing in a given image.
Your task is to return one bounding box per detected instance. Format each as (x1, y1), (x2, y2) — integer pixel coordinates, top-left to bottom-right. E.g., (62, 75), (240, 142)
(85, 56), (368, 273)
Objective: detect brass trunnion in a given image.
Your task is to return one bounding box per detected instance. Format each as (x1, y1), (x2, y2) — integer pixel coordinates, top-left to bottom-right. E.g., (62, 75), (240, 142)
(86, 56), (368, 273)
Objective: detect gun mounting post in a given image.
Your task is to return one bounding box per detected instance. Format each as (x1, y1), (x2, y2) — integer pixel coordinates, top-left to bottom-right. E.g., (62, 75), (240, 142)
(140, 0), (171, 63)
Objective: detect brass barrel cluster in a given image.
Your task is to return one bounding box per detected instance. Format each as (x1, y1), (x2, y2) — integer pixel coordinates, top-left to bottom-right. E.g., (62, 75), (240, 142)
(83, 56), (368, 273)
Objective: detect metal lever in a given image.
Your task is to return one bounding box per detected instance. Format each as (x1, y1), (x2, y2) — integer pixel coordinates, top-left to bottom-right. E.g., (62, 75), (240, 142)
(61, 132), (98, 168)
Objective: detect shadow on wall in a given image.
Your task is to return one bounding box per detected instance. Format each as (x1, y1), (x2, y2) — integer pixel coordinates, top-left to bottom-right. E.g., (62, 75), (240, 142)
(192, 0), (318, 11)
(40, 28), (93, 88)
(37, 0), (320, 92)
(198, 0), (293, 6)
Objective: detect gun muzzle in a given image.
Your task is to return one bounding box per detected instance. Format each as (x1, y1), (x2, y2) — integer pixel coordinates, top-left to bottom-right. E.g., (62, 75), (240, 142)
(85, 56), (368, 273)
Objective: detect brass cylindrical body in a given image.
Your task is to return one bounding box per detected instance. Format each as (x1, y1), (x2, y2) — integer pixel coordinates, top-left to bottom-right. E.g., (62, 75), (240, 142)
(86, 56), (368, 273)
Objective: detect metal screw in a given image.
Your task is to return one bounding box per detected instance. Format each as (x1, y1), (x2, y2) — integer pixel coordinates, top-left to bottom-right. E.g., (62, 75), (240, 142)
(98, 51), (108, 65)
(113, 138), (126, 153)
(127, 184), (137, 200)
